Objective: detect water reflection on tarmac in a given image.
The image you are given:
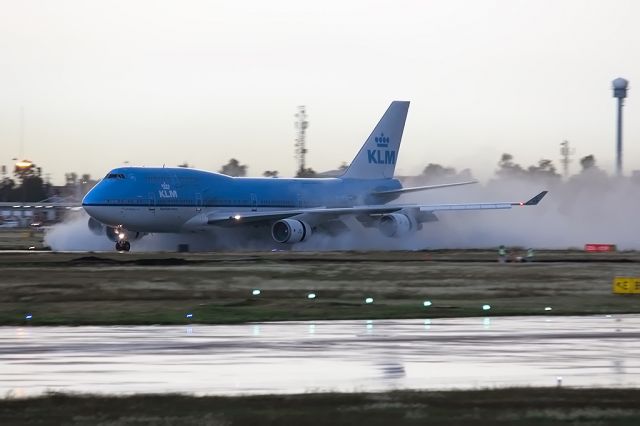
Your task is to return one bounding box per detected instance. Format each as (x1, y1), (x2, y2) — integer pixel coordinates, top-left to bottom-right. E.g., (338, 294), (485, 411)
(1, 315), (639, 396)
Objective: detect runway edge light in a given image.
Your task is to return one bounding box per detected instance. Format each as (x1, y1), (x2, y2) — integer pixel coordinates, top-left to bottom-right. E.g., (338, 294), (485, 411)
(365, 297), (374, 304)
(482, 304), (491, 311)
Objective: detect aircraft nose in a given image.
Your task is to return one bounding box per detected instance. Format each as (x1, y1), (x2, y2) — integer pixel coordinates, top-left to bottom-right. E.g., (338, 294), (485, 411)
(82, 182), (109, 221)
(82, 184), (102, 206)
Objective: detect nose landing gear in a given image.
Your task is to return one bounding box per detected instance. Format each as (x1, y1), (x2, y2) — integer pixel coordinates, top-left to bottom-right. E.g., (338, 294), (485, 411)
(115, 240), (131, 252)
(114, 227), (131, 252)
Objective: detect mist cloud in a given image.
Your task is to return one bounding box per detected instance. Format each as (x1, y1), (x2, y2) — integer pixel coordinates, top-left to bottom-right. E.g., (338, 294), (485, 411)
(44, 170), (640, 251)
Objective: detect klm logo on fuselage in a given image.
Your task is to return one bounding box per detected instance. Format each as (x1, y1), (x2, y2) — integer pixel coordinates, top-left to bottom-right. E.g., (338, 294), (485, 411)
(159, 182), (178, 198)
(367, 133), (396, 165)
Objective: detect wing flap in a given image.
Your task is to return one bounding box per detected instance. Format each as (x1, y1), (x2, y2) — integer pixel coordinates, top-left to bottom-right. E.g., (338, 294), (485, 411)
(420, 202), (512, 212)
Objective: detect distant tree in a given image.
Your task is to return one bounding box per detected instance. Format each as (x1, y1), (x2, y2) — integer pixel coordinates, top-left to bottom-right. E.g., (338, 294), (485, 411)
(12, 162), (47, 201)
(495, 154), (560, 181)
(262, 170), (279, 178)
(177, 162), (191, 168)
(219, 159), (247, 177)
(580, 155), (596, 171)
(65, 172), (78, 185)
(496, 153), (525, 178)
(422, 163), (457, 180)
(18, 175), (47, 201)
(527, 159), (561, 178)
(296, 167), (317, 178)
(0, 177), (16, 202)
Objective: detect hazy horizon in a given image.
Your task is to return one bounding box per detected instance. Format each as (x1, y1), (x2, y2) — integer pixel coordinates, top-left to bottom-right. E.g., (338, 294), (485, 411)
(2, 0), (640, 185)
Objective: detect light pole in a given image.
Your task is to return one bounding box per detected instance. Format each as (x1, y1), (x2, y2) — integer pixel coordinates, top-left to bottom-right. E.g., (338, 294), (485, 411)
(612, 78), (629, 177)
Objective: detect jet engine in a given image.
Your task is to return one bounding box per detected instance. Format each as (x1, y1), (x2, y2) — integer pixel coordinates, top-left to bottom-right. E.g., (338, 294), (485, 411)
(271, 219), (312, 243)
(378, 213), (412, 237)
(88, 217), (104, 235)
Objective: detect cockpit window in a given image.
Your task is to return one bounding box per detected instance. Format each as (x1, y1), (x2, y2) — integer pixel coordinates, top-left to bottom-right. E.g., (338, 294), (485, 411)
(105, 173), (126, 179)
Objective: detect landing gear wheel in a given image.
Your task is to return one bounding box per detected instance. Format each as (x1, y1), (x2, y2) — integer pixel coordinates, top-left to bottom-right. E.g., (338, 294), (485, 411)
(115, 241), (131, 252)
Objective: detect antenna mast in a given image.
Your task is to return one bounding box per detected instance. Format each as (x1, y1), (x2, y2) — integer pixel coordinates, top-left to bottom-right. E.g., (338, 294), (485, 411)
(294, 106), (308, 175)
(559, 140), (574, 178)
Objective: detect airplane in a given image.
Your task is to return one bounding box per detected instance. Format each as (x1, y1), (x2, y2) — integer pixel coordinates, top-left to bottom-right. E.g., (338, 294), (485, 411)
(81, 101), (547, 251)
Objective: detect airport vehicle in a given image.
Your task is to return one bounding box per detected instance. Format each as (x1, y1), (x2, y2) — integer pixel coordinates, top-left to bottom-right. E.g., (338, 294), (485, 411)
(82, 101), (547, 251)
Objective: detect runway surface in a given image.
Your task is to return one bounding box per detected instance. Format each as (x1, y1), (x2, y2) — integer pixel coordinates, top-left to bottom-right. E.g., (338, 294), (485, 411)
(1, 315), (639, 396)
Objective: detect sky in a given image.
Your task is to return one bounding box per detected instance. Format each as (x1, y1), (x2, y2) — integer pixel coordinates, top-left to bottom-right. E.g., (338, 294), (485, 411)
(1, 0), (640, 185)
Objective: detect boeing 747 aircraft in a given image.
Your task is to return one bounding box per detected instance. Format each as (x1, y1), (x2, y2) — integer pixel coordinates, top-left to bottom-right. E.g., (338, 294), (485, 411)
(81, 101), (547, 251)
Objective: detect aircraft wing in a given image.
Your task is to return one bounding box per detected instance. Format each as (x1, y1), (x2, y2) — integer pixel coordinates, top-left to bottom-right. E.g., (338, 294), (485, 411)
(207, 191), (548, 226)
(0, 201), (82, 209)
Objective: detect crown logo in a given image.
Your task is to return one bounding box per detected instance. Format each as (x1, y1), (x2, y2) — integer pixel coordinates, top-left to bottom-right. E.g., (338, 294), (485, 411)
(375, 133), (390, 148)
(161, 182), (170, 190)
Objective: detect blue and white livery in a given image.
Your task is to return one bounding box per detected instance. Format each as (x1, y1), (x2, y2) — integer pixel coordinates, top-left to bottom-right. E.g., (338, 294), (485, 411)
(82, 101), (547, 251)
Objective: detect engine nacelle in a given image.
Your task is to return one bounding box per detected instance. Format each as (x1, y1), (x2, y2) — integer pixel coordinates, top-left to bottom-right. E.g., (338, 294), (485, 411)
(379, 213), (412, 237)
(271, 219), (312, 244)
(88, 217), (104, 235)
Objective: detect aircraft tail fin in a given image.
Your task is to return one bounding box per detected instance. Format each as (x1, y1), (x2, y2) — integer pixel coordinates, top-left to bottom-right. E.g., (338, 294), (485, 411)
(341, 101), (410, 180)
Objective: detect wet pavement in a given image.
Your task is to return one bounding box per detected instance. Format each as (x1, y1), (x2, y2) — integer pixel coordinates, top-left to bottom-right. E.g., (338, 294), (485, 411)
(1, 315), (639, 396)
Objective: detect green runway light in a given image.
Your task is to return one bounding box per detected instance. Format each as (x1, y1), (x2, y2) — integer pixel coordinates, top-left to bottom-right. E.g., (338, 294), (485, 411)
(544, 307), (552, 311)
(307, 293), (316, 299)
(365, 297), (374, 304)
(482, 304), (491, 311)
(252, 289), (261, 296)
(423, 300), (432, 307)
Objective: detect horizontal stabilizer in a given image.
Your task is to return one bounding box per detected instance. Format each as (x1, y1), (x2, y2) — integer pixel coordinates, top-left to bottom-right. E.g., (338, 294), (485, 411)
(372, 180), (477, 196)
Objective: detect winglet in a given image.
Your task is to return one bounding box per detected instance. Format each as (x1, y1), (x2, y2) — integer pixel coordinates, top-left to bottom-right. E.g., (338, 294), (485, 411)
(523, 191), (548, 206)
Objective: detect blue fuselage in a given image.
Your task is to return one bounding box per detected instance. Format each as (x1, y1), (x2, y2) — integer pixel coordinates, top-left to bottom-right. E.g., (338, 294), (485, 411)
(82, 167), (402, 232)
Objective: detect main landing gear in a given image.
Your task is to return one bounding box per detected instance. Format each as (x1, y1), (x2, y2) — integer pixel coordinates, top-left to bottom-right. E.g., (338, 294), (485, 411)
(115, 239), (131, 252)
